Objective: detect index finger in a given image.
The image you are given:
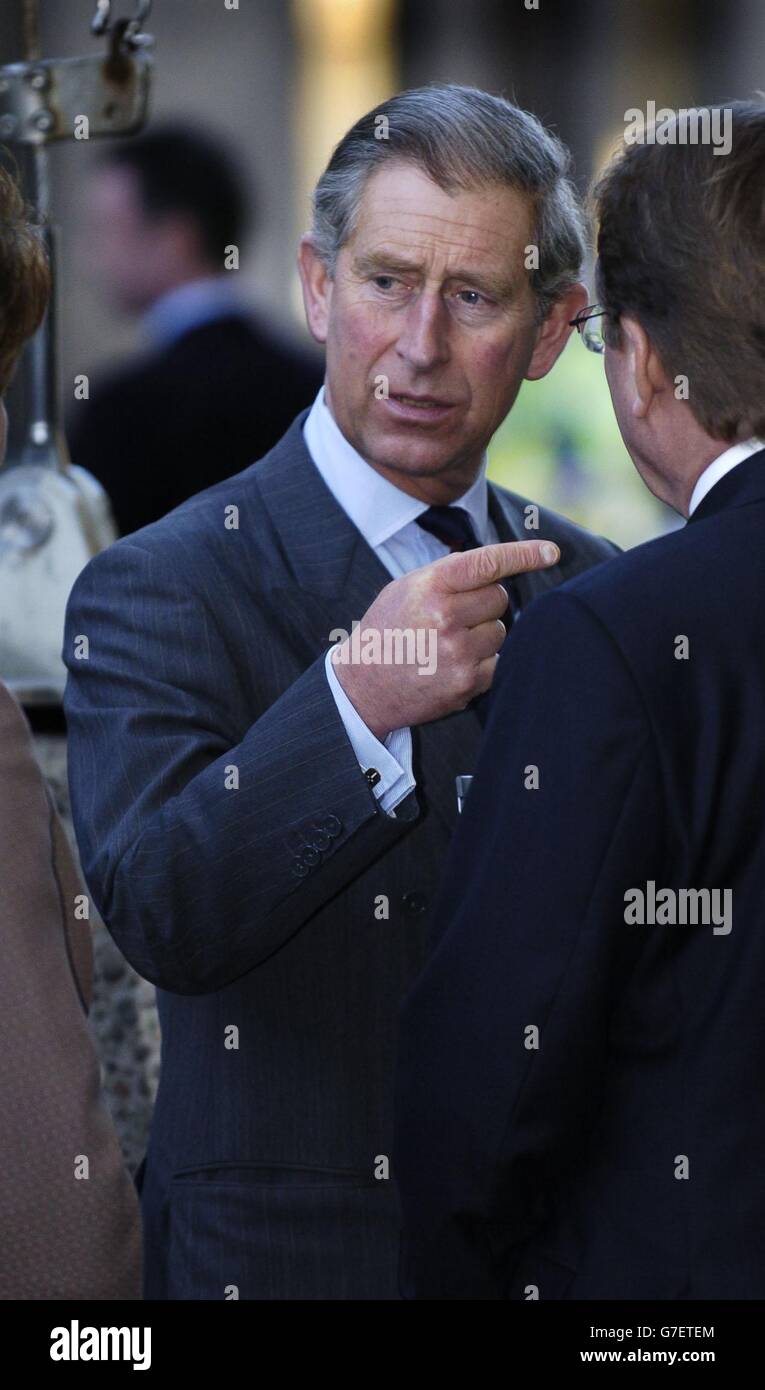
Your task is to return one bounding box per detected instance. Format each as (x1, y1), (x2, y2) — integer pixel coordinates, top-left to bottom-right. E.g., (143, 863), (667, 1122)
(435, 539), (561, 592)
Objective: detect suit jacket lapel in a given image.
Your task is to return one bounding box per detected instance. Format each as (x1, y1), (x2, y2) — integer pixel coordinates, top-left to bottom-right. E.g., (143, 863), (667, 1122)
(488, 484), (561, 612)
(253, 412), (394, 649)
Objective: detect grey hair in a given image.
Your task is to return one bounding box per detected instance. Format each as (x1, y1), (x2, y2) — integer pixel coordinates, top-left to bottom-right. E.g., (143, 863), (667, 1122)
(310, 83), (587, 320)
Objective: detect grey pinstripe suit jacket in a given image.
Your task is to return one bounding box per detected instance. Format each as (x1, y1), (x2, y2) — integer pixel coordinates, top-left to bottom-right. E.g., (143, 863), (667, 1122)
(63, 410), (617, 1299)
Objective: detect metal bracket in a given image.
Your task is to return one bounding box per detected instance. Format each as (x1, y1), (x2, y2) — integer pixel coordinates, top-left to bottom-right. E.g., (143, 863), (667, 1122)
(0, 1), (153, 146)
(91, 0), (154, 51)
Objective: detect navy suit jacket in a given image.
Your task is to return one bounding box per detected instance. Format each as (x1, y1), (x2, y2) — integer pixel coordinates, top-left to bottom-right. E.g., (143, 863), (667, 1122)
(66, 313), (322, 536)
(63, 410), (616, 1300)
(395, 448), (765, 1300)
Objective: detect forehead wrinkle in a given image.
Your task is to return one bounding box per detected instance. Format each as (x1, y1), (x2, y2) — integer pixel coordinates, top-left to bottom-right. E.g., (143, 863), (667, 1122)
(361, 218), (511, 266)
(355, 231), (519, 297)
(355, 162), (534, 262)
(362, 209), (517, 260)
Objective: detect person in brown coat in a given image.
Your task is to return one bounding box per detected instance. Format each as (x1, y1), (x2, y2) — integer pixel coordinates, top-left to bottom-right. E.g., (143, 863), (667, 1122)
(0, 156), (141, 1299)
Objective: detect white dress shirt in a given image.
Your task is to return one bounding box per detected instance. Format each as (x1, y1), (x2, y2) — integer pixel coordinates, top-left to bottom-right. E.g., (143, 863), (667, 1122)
(688, 437), (765, 515)
(141, 275), (244, 349)
(303, 386), (498, 814)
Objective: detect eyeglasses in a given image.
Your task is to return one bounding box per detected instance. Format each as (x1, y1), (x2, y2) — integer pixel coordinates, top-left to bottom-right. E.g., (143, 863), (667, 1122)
(569, 304), (609, 355)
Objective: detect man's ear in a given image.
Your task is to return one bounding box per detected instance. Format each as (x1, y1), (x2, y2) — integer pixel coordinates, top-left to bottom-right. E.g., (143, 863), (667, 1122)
(619, 314), (667, 418)
(297, 236), (332, 345)
(525, 281), (588, 381)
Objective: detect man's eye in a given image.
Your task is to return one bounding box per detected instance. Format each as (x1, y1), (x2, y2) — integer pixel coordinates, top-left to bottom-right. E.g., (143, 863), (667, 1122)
(457, 290), (487, 307)
(373, 275), (398, 291)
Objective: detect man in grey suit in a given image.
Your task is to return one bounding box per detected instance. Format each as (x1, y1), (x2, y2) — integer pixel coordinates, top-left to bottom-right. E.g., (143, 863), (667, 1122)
(63, 84), (617, 1300)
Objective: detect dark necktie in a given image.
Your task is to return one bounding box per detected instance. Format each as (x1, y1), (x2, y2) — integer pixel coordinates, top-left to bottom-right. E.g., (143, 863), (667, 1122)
(415, 504), (481, 552)
(414, 503), (512, 727)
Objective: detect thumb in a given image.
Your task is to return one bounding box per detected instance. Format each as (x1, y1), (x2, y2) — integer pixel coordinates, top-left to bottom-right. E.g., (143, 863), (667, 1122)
(437, 539), (561, 591)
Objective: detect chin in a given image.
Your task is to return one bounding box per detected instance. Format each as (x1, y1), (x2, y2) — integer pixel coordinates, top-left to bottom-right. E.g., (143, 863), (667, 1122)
(366, 437), (460, 477)
(380, 458), (463, 484)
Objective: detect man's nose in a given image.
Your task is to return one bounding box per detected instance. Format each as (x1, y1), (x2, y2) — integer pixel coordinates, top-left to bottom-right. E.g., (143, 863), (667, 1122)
(396, 292), (450, 370)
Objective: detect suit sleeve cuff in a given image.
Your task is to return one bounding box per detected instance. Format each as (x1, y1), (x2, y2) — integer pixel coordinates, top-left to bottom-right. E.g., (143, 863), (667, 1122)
(324, 647), (415, 814)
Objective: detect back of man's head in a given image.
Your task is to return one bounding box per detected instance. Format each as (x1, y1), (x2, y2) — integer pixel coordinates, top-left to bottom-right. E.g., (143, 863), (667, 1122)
(101, 123), (250, 268)
(595, 102), (765, 444)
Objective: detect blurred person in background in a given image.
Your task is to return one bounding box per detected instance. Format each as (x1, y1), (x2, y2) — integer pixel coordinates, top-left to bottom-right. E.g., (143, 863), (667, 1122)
(395, 101), (765, 1300)
(0, 156), (141, 1300)
(66, 123), (323, 536)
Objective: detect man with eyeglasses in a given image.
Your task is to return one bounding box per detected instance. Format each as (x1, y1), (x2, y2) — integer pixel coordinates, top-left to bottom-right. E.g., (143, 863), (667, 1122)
(396, 101), (765, 1300)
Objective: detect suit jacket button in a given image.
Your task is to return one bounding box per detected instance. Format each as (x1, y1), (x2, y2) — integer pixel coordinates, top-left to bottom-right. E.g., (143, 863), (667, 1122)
(401, 890), (428, 917)
(323, 814), (342, 837)
(291, 860), (310, 879)
(302, 845), (320, 867)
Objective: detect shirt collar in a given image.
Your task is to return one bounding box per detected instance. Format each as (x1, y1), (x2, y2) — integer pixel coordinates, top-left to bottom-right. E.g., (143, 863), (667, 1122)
(688, 437), (765, 516)
(303, 385), (491, 549)
(141, 275), (242, 349)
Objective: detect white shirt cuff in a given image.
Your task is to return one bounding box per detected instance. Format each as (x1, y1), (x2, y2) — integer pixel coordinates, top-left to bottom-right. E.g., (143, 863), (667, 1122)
(324, 647), (415, 814)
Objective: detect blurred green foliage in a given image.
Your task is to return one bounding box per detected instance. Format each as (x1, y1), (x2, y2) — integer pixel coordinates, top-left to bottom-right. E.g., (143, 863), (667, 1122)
(488, 336), (678, 550)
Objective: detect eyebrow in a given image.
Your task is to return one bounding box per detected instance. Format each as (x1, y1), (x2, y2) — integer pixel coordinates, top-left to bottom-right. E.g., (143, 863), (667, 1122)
(350, 250), (515, 301)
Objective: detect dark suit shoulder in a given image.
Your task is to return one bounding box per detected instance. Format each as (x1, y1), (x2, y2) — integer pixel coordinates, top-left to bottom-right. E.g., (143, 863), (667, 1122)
(88, 430), (291, 581)
(553, 505), (758, 683)
(72, 316), (321, 411)
(164, 313), (322, 383)
(100, 456), (264, 546)
(562, 516), (697, 619)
